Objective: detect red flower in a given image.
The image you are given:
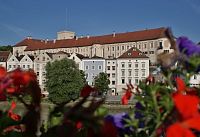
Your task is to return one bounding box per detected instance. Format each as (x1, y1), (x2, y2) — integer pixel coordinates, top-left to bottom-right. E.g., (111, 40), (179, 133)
(8, 101), (21, 121)
(173, 94), (199, 119)
(76, 121), (83, 129)
(175, 77), (186, 94)
(121, 90), (132, 105)
(100, 120), (118, 137)
(166, 78), (200, 137)
(80, 85), (94, 97)
(0, 67), (6, 80)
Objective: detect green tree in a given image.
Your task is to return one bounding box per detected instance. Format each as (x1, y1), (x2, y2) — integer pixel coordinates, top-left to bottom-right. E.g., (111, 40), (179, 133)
(79, 70), (87, 84)
(0, 45), (13, 51)
(46, 58), (84, 104)
(94, 72), (110, 95)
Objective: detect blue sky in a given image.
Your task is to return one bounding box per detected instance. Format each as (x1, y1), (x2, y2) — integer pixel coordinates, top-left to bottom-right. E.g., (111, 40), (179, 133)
(0, 0), (200, 45)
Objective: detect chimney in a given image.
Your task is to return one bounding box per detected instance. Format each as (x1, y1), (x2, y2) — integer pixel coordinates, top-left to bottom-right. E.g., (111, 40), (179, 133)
(80, 35), (83, 38)
(27, 36), (32, 39)
(53, 39), (56, 43)
(76, 36), (78, 40)
(87, 35), (90, 39)
(45, 39), (48, 44)
(113, 31), (116, 37)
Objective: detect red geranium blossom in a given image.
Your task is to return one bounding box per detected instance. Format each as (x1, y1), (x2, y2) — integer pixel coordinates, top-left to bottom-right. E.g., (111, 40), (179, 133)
(121, 84), (134, 105)
(166, 78), (200, 137)
(8, 101), (21, 121)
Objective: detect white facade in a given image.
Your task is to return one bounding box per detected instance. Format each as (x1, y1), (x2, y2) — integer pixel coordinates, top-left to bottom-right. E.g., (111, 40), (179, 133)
(106, 59), (117, 95)
(19, 54), (34, 70)
(7, 55), (21, 71)
(34, 53), (52, 95)
(69, 53), (83, 70)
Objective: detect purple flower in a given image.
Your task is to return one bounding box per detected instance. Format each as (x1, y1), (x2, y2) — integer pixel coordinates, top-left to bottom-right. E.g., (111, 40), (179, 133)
(135, 102), (144, 110)
(105, 112), (132, 136)
(177, 37), (200, 57)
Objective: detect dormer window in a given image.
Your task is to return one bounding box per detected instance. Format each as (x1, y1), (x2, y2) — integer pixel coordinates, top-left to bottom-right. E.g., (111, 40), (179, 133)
(128, 53), (131, 56)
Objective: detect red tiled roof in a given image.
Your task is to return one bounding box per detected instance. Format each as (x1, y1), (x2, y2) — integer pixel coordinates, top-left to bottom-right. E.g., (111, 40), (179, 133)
(15, 27), (168, 51)
(118, 47), (149, 59)
(0, 51), (11, 62)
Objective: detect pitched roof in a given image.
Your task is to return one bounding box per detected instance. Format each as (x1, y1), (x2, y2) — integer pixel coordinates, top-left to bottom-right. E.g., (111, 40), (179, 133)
(14, 27), (169, 51)
(55, 51), (70, 56)
(76, 53), (85, 59)
(16, 55), (25, 61)
(118, 47), (149, 59)
(0, 51), (11, 62)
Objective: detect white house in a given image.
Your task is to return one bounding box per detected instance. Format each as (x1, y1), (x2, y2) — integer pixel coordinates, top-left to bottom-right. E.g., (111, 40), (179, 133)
(116, 47), (149, 95)
(19, 54), (34, 70)
(69, 53), (85, 70)
(105, 58), (117, 95)
(190, 74), (200, 87)
(34, 52), (53, 95)
(7, 54), (24, 71)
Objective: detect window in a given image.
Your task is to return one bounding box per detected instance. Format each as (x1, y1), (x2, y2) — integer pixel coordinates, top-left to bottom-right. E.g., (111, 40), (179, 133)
(135, 79), (139, 84)
(151, 42), (154, 48)
(194, 75), (197, 79)
(85, 73), (88, 78)
(121, 78), (125, 84)
(112, 66), (115, 70)
(127, 46), (129, 49)
(9, 65), (11, 68)
(85, 66), (89, 70)
(112, 47), (115, 51)
(144, 44), (147, 49)
(112, 81), (115, 85)
(128, 78), (132, 84)
(98, 65), (102, 70)
(149, 51), (154, 54)
(112, 73), (115, 78)
(27, 65), (30, 68)
(42, 72), (46, 76)
(142, 63), (145, 68)
(121, 62), (125, 68)
(37, 72), (39, 76)
(25, 59), (27, 61)
(159, 42), (163, 49)
(18, 65), (20, 68)
(135, 64), (138, 68)
(122, 70), (125, 76)
(122, 46), (124, 50)
(142, 70), (145, 76)
(108, 61), (110, 64)
(164, 50), (169, 53)
(117, 46), (119, 50)
(42, 57), (45, 61)
(128, 53), (131, 56)
(107, 66), (110, 70)
(92, 66), (95, 70)
(12, 59), (14, 61)
(107, 73), (110, 78)
(23, 65), (25, 68)
(135, 70), (138, 76)
(13, 65), (16, 68)
(128, 62), (132, 68)
(128, 70), (132, 76)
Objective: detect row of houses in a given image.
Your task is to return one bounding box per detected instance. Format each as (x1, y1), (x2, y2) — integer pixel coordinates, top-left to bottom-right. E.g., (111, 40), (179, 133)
(0, 46), (149, 96)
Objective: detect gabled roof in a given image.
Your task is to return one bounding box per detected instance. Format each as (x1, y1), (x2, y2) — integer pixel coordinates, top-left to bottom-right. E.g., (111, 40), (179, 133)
(118, 47), (149, 59)
(27, 55), (35, 61)
(16, 55), (25, 61)
(0, 51), (11, 62)
(76, 53), (85, 59)
(55, 51), (70, 55)
(14, 27), (169, 51)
